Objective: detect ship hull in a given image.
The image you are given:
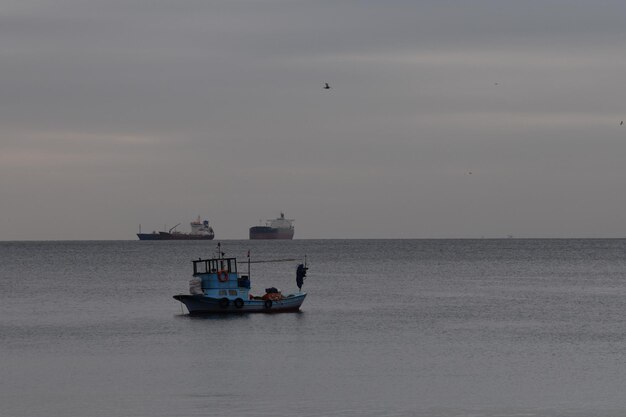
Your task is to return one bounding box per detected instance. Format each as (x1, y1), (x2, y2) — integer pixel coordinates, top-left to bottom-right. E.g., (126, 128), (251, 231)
(249, 226), (294, 240)
(173, 293), (306, 314)
(136, 233), (162, 240)
(137, 232), (214, 240)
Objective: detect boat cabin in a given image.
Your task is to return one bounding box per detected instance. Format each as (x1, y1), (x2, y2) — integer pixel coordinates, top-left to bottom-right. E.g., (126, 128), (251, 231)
(193, 257), (238, 276)
(191, 257), (251, 300)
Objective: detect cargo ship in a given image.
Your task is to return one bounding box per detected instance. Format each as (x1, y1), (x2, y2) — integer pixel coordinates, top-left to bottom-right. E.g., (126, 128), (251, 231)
(137, 216), (215, 240)
(249, 213), (294, 240)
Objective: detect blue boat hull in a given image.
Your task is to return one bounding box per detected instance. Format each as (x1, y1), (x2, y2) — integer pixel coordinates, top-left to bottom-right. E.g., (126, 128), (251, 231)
(173, 293), (306, 314)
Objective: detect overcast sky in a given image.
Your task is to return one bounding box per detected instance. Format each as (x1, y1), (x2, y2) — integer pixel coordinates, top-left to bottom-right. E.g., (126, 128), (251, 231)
(2, 0), (626, 239)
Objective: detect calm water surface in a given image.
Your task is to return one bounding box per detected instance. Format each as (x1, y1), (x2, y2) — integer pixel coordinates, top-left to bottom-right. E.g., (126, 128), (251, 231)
(2, 239), (626, 417)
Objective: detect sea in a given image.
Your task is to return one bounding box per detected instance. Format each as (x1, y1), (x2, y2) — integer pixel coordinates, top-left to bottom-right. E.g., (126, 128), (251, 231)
(2, 239), (626, 417)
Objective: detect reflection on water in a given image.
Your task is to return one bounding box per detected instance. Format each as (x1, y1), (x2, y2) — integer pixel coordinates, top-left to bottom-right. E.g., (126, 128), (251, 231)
(1, 239), (626, 416)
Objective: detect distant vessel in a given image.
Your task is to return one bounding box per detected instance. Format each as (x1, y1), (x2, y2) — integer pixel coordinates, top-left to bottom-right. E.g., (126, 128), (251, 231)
(249, 213), (295, 240)
(137, 216), (215, 240)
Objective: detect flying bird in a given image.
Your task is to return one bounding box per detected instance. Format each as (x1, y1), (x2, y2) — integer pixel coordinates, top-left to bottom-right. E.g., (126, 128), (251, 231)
(620, 121), (623, 125)
(324, 83), (331, 89)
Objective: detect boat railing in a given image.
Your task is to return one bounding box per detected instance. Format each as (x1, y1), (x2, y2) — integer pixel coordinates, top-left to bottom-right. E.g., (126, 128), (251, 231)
(193, 257), (237, 276)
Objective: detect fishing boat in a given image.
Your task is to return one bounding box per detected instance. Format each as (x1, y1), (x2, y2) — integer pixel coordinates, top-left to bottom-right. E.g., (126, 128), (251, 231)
(173, 245), (308, 314)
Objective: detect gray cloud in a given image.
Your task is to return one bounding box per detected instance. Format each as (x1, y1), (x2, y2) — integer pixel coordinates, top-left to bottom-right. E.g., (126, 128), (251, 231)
(2, 0), (626, 239)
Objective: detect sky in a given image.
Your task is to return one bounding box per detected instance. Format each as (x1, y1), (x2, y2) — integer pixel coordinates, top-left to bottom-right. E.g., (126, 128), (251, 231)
(2, 0), (626, 240)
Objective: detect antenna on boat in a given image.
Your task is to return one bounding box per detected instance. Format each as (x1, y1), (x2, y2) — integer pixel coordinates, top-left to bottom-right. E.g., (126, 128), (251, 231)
(216, 242), (225, 259)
